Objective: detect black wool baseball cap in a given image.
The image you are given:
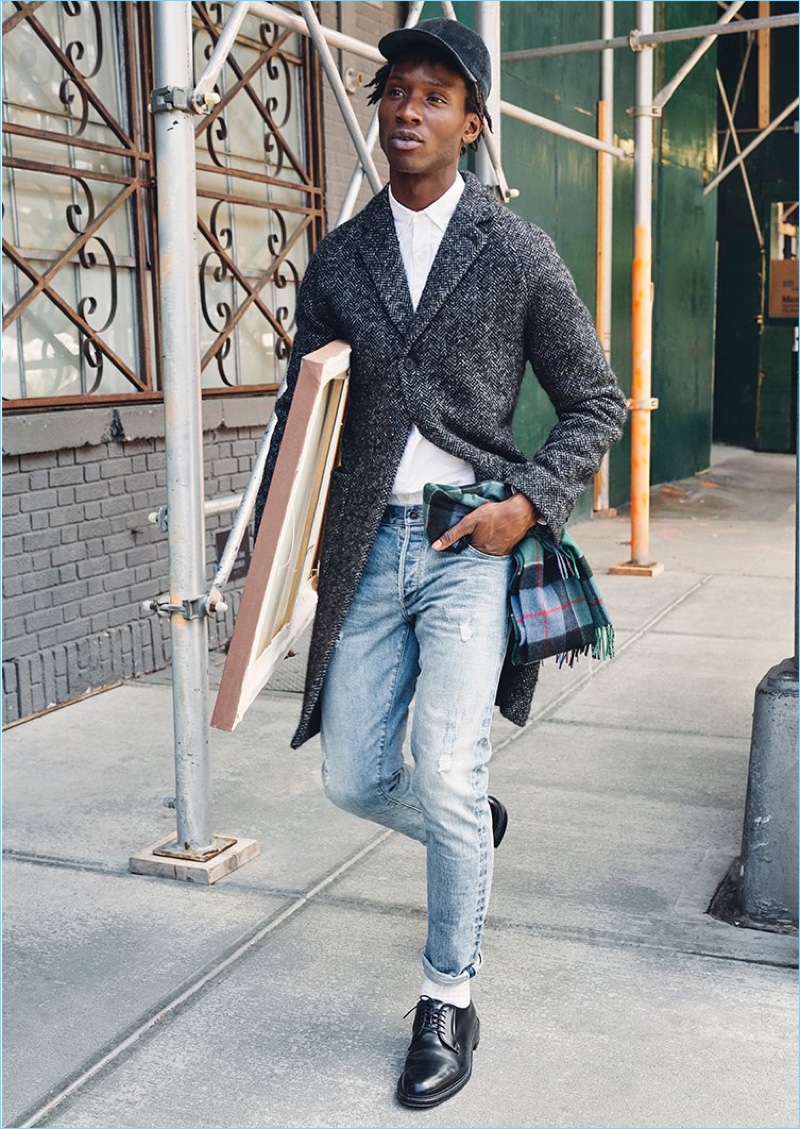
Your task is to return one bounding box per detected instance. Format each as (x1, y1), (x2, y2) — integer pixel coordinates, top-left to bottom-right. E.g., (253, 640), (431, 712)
(378, 18), (491, 99)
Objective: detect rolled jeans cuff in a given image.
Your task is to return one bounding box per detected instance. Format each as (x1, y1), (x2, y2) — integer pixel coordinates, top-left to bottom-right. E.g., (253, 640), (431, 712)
(422, 949), (483, 986)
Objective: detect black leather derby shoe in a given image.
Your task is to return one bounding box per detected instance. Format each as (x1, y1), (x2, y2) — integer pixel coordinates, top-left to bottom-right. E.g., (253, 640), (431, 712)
(489, 795), (508, 848)
(396, 997), (480, 1108)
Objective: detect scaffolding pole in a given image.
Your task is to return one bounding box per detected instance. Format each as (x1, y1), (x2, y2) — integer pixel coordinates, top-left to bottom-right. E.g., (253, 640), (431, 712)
(131, 2), (258, 883)
(653, 0), (746, 110)
(475, 0), (502, 189)
(610, 1), (662, 578)
(594, 1), (615, 513)
(716, 69), (764, 249)
(501, 10), (798, 63)
(704, 96), (800, 195)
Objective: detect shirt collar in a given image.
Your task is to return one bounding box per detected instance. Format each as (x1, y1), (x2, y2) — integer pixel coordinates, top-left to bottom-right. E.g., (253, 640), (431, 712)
(388, 174), (465, 232)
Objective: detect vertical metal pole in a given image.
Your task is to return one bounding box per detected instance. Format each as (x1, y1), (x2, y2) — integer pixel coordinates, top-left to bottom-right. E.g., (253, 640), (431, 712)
(630, 1), (655, 567)
(475, 1), (501, 188)
(336, 0), (426, 228)
(152, 2), (214, 855)
(298, 1), (383, 195)
(594, 1), (614, 512)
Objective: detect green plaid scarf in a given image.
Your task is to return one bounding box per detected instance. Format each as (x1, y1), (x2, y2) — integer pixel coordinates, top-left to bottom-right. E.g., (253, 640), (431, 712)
(422, 480), (615, 667)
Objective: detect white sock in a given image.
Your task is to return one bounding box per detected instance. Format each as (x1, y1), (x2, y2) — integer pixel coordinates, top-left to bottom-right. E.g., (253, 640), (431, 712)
(420, 976), (471, 1009)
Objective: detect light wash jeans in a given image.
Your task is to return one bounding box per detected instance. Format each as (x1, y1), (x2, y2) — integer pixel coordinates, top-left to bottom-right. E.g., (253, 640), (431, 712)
(320, 503), (513, 989)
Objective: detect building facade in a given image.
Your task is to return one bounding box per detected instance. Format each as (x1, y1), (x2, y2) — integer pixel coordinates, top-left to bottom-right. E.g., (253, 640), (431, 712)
(5, 1), (793, 724)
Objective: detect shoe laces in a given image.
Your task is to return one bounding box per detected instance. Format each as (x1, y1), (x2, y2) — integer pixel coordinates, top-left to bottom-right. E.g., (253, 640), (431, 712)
(405, 996), (448, 1037)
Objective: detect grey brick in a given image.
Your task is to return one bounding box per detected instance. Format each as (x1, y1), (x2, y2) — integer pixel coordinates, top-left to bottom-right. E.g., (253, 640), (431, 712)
(51, 543), (85, 567)
(33, 591), (54, 611)
(3, 575), (24, 598)
(80, 593), (112, 617)
(30, 512), (49, 531)
(58, 563), (79, 582)
(74, 445), (105, 465)
(84, 501), (102, 520)
(3, 494), (21, 517)
(60, 526), (79, 545)
(56, 579), (90, 605)
(107, 477), (127, 497)
(57, 449), (76, 466)
(19, 452), (53, 472)
(41, 620), (89, 646)
(84, 536), (105, 557)
(2, 473), (28, 496)
(29, 470), (50, 490)
(101, 495), (134, 519)
(49, 466), (85, 487)
(77, 558), (110, 580)
(22, 530), (55, 553)
(23, 566), (61, 593)
(54, 486), (76, 506)
(4, 589), (36, 618)
(98, 458), (130, 480)
(25, 607), (64, 633)
(48, 506), (83, 528)
(3, 513), (32, 537)
(2, 537), (25, 562)
(74, 480), (107, 503)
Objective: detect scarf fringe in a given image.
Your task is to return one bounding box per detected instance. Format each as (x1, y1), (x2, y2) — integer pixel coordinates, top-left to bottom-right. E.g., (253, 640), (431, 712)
(555, 625), (616, 668)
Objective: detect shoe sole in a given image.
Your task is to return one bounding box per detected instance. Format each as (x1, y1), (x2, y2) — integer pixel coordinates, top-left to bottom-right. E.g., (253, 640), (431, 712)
(396, 1021), (480, 1109)
(490, 799), (508, 849)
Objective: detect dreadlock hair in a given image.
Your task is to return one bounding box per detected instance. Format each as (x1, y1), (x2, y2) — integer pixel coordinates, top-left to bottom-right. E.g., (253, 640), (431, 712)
(366, 49), (493, 153)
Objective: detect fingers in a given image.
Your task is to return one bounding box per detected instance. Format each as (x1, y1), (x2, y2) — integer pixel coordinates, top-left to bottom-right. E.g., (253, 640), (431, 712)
(431, 512), (476, 551)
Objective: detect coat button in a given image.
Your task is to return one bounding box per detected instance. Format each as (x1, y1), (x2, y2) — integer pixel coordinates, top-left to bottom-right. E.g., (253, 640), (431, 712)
(403, 357), (416, 371)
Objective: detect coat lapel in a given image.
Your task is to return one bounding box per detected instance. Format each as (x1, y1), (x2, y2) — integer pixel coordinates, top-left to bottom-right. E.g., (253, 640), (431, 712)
(353, 189), (415, 337)
(352, 174), (496, 345)
(407, 174), (494, 346)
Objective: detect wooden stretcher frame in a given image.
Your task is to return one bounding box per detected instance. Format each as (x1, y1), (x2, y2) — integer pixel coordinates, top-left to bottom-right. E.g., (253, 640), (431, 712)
(211, 340), (351, 732)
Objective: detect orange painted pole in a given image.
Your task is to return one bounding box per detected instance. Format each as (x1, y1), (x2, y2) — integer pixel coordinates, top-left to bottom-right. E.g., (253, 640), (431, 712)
(630, 220), (653, 565)
(610, 1), (662, 577)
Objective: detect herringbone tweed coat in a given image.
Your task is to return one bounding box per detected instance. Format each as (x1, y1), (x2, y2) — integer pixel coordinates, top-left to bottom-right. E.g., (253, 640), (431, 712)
(255, 172), (627, 748)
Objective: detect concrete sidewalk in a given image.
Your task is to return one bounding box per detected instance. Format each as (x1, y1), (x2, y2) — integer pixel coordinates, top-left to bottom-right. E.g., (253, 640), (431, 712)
(3, 446), (798, 1129)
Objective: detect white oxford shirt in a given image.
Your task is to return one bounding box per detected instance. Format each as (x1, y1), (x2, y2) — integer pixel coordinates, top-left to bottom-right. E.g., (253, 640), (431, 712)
(388, 176), (475, 505)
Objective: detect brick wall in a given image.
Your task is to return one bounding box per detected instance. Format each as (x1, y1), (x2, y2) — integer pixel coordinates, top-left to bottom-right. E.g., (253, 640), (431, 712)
(2, 2), (403, 725)
(2, 398), (272, 724)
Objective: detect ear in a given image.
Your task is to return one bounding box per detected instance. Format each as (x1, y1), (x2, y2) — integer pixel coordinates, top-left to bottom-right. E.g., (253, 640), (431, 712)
(462, 112), (482, 147)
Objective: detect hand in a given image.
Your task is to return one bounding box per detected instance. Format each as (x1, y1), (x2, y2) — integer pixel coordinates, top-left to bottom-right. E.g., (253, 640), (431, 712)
(432, 492), (537, 556)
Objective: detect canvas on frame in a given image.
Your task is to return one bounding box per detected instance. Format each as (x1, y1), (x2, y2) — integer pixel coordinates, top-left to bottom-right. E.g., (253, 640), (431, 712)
(211, 340), (351, 732)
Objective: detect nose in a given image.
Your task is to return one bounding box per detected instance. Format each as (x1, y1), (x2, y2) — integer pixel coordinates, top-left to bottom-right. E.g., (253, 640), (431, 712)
(396, 94), (422, 123)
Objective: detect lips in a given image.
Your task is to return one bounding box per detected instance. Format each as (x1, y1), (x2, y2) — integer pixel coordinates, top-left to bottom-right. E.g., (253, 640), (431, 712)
(389, 130), (423, 148)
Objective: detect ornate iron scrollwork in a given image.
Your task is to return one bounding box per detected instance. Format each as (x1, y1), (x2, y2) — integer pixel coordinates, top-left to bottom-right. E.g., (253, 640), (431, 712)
(2, 0), (324, 407)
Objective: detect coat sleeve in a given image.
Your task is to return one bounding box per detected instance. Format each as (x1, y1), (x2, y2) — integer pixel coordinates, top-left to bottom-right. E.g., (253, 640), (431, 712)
(253, 249), (342, 537)
(503, 229), (628, 542)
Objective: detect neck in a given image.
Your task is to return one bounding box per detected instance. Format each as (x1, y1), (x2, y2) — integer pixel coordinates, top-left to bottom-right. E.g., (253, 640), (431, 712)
(389, 169), (460, 212)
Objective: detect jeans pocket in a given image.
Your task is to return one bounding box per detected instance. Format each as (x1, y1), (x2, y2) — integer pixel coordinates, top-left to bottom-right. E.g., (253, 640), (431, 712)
(462, 543), (512, 562)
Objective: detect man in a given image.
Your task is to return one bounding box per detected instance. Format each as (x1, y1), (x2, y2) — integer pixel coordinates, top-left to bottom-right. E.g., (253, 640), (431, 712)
(255, 17), (627, 1109)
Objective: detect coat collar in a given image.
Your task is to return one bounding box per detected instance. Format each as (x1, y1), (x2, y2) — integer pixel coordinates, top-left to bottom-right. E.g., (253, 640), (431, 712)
(353, 172), (496, 341)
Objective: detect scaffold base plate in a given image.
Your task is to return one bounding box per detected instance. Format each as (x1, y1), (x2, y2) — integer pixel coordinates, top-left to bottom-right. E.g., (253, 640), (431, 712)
(608, 560), (664, 577)
(130, 834), (260, 885)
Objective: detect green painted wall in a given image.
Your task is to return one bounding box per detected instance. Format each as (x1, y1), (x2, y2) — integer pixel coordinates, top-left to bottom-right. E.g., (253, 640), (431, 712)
(440, 1), (720, 515)
(713, 3), (798, 454)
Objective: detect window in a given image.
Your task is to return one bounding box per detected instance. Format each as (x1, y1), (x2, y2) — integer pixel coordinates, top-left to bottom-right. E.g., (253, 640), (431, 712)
(2, 1), (324, 409)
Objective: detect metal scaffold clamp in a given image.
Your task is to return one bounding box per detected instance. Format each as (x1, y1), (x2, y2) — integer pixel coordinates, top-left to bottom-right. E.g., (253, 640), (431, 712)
(143, 595), (226, 620)
(149, 85), (192, 114)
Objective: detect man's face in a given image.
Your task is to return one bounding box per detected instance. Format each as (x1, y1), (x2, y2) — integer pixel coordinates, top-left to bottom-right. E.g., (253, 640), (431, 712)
(377, 56), (482, 184)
